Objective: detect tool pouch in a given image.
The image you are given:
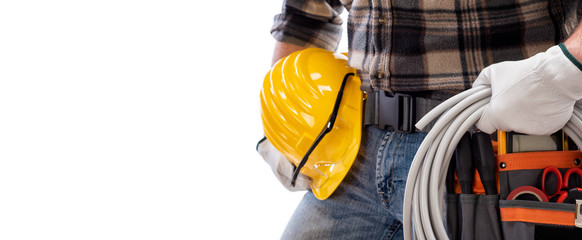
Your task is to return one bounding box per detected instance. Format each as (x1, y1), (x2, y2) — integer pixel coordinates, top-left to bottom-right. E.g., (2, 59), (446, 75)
(497, 151), (582, 239)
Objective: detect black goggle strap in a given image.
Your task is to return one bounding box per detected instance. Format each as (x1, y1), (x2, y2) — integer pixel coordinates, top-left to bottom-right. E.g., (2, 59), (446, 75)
(290, 73), (355, 187)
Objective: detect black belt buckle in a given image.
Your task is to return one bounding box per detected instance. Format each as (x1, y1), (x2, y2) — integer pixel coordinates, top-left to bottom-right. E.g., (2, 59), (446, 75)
(375, 91), (416, 133)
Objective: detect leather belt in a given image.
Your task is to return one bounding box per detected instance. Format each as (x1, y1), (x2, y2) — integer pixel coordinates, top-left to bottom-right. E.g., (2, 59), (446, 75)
(364, 90), (443, 133)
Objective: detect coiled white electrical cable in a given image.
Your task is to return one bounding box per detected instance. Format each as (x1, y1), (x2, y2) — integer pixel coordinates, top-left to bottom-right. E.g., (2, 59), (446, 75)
(403, 85), (582, 240)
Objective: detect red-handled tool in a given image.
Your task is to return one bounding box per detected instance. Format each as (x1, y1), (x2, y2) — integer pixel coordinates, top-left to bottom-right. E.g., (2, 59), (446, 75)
(556, 187), (582, 203)
(564, 168), (582, 189)
(542, 167), (564, 199)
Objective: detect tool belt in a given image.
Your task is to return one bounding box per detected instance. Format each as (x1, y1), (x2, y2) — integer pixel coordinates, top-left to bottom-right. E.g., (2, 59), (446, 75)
(363, 90), (443, 133)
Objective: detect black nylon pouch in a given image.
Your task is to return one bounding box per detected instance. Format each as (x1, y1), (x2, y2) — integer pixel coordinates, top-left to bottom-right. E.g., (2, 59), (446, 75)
(445, 194), (502, 240)
(445, 194), (459, 240)
(460, 194), (502, 240)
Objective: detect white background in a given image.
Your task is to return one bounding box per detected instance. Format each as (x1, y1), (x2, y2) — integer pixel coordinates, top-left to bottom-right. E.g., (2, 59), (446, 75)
(0, 1), (347, 239)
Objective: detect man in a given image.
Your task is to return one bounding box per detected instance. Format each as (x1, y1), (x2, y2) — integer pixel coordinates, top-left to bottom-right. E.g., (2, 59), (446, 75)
(270, 0), (582, 239)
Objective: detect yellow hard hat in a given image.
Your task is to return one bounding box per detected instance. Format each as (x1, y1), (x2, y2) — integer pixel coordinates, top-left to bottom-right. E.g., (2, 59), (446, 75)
(260, 48), (363, 200)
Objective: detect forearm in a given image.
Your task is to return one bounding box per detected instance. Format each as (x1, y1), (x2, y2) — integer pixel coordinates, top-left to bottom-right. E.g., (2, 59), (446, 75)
(271, 41), (307, 66)
(270, 0), (344, 60)
(563, 20), (582, 61)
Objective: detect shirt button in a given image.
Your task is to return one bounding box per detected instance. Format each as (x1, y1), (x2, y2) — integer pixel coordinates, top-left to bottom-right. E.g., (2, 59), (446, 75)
(378, 18), (387, 25)
(376, 71), (385, 79)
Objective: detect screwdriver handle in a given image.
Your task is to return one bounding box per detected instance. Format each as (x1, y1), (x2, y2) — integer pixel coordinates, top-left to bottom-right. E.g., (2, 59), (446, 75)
(456, 132), (473, 194)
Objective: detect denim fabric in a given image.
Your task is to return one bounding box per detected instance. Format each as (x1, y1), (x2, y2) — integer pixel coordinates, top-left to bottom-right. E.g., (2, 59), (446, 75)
(281, 126), (427, 240)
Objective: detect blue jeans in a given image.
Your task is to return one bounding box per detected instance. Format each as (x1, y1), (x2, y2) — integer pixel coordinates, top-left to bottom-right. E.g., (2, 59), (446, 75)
(281, 126), (427, 240)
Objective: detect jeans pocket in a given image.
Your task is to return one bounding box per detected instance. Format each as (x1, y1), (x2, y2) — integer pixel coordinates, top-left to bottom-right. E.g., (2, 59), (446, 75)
(381, 132), (427, 222)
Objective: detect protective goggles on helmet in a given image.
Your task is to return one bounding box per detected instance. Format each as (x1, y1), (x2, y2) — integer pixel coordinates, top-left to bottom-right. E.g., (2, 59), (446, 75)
(290, 72), (354, 186)
(260, 48), (363, 200)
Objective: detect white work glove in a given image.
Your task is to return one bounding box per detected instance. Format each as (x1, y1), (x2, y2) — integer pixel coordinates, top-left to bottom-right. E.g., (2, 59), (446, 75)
(256, 138), (311, 191)
(473, 44), (582, 135)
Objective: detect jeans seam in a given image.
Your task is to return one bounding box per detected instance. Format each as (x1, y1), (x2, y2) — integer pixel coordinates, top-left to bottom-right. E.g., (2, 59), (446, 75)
(387, 134), (404, 203)
(382, 218), (403, 240)
(376, 130), (392, 203)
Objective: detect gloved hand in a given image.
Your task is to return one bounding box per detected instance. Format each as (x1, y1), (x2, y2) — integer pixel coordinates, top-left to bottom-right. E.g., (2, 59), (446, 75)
(256, 137), (311, 191)
(473, 44), (582, 135)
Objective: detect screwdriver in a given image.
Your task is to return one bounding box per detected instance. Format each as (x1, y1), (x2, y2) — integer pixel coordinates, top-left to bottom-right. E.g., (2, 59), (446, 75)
(446, 153), (456, 194)
(471, 132), (497, 195)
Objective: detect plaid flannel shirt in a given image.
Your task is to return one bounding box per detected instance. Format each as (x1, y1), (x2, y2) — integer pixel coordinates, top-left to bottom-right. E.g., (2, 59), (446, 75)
(272, 0), (582, 94)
